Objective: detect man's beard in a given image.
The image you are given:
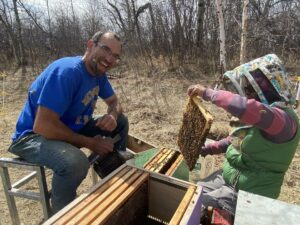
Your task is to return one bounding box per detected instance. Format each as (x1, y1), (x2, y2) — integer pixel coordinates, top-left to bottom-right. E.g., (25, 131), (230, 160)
(91, 57), (105, 76)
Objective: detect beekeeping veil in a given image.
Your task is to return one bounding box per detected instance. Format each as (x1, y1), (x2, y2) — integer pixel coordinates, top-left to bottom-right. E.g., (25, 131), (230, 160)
(222, 54), (294, 106)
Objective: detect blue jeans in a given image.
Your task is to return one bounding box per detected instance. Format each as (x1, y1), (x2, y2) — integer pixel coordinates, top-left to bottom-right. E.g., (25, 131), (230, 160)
(8, 114), (129, 214)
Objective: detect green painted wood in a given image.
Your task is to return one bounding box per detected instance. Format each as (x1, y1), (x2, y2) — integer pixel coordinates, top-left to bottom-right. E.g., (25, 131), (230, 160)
(133, 148), (159, 168)
(133, 148), (191, 182)
(188, 158), (202, 184)
(171, 159), (190, 181)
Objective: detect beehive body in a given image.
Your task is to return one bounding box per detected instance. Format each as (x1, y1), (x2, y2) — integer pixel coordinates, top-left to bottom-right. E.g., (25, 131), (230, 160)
(43, 165), (202, 225)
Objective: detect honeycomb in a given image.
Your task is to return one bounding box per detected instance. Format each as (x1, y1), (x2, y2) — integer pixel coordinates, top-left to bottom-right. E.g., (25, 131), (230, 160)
(177, 96), (213, 170)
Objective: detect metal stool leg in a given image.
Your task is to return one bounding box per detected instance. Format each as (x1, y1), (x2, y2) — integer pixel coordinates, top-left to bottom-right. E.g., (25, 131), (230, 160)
(0, 166), (21, 225)
(0, 157), (52, 224)
(36, 166), (51, 219)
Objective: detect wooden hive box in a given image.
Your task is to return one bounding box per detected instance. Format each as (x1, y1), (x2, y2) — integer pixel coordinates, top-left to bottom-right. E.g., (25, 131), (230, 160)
(142, 148), (189, 181)
(43, 164), (202, 225)
(127, 134), (156, 153)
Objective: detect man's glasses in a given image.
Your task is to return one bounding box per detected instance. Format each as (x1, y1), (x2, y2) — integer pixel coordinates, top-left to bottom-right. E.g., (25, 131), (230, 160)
(94, 42), (120, 64)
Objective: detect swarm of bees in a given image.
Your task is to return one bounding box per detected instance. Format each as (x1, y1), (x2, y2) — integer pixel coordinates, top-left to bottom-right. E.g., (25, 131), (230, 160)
(178, 97), (214, 170)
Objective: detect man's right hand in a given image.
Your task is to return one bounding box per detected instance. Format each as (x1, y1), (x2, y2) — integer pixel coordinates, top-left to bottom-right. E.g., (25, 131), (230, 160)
(90, 135), (114, 154)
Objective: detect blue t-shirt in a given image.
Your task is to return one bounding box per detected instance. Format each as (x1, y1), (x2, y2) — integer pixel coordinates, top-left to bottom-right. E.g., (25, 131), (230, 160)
(12, 56), (115, 141)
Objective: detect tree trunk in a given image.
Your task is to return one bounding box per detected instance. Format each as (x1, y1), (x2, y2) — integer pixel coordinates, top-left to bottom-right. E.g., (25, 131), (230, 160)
(145, 3), (158, 55)
(0, 3), (21, 65)
(0, 17), (19, 64)
(125, 0), (134, 36)
(131, 0), (142, 45)
(196, 0), (205, 49)
(12, 0), (26, 67)
(240, 0), (249, 64)
(45, 0), (54, 55)
(170, 0), (184, 63)
(215, 0), (226, 73)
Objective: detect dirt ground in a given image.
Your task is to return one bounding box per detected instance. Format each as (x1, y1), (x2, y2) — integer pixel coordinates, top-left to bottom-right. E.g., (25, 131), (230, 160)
(0, 67), (300, 225)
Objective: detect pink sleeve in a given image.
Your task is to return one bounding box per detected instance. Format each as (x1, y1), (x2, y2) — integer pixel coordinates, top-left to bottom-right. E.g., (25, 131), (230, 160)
(201, 136), (232, 156)
(202, 88), (297, 143)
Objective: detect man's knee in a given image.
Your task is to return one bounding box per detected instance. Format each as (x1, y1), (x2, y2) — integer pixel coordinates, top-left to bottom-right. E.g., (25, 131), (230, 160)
(69, 153), (89, 176)
(56, 148), (89, 180)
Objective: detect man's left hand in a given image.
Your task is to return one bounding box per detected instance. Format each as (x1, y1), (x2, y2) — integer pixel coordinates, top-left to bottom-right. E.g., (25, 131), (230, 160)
(96, 114), (117, 131)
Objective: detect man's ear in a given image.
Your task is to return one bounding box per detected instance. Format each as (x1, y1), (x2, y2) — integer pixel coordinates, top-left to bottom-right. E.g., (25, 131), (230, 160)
(87, 39), (94, 49)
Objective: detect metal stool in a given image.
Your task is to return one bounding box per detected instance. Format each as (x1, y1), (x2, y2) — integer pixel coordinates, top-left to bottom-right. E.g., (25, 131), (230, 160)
(0, 157), (51, 225)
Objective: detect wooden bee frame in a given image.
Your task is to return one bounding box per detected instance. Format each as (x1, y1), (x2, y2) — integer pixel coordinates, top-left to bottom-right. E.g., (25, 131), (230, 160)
(142, 148), (188, 180)
(178, 96), (214, 170)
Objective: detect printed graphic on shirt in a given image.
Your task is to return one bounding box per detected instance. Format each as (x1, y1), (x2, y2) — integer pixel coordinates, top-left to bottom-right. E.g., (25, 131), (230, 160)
(75, 86), (99, 125)
(82, 86), (99, 105)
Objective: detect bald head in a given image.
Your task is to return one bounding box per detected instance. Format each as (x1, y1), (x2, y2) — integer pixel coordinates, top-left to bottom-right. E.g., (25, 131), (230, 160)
(92, 31), (121, 45)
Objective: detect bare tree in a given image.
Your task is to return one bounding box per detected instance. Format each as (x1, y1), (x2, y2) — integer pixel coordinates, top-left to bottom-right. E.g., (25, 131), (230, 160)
(106, 0), (127, 36)
(196, 0), (205, 49)
(82, 0), (105, 38)
(170, 0), (184, 62)
(240, 0), (250, 64)
(45, 0), (54, 55)
(0, 0), (300, 73)
(215, 0), (226, 73)
(12, 0), (26, 67)
(0, 0), (27, 67)
(147, 3), (158, 52)
(0, 0), (19, 65)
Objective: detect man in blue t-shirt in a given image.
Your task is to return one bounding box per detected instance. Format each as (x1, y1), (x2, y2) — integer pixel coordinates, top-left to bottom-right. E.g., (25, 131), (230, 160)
(9, 31), (128, 213)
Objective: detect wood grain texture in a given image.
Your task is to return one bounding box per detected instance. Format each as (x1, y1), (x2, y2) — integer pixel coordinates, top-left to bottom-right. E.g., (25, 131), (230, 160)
(168, 186), (196, 225)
